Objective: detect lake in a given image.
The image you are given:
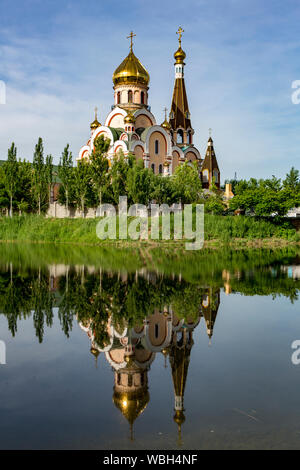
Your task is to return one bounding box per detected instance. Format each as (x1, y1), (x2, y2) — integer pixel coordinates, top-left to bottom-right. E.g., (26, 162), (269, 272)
(0, 244), (299, 450)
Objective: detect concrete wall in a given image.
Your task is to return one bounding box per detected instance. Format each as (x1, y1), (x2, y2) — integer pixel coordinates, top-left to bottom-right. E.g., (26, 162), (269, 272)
(46, 202), (97, 219)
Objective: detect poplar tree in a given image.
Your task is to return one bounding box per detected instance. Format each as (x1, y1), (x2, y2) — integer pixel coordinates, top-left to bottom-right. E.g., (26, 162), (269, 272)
(74, 159), (91, 217)
(90, 134), (110, 207)
(58, 144), (73, 212)
(45, 154), (53, 206)
(3, 143), (18, 217)
(32, 137), (46, 215)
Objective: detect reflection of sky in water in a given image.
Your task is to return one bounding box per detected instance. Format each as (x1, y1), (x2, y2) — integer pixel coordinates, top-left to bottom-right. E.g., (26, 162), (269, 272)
(0, 286), (299, 449)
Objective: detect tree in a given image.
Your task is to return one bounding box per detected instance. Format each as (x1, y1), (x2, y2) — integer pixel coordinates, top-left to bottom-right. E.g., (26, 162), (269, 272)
(110, 151), (132, 204)
(283, 167), (300, 192)
(90, 135), (110, 207)
(126, 159), (154, 205)
(58, 144), (73, 212)
(172, 161), (202, 204)
(151, 174), (176, 205)
(3, 143), (18, 217)
(45, 154), (53, 206)
(73, 159), (92, 217)
(32, 137), (47, 215)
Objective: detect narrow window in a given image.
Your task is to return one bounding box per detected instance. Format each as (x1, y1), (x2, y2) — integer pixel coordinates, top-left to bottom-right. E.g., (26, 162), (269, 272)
(177, 129), (183, 144)
(155, 324), (159, 339)
(128, 375), (133, 387)
(117, 91), (121, 104)
(151, 163), (155, 173)
(159, 164), (163, 174)
(155, 139), (159, 154)
(141, 91), (145, 104)
(128, 90), (133, 103)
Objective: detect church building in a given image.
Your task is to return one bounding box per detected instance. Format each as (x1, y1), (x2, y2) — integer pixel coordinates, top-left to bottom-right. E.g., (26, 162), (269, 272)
(78, 28), (221, 187)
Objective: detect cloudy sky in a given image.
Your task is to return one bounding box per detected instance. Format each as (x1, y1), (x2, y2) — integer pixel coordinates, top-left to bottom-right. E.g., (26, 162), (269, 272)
(0, 0), (300, 181)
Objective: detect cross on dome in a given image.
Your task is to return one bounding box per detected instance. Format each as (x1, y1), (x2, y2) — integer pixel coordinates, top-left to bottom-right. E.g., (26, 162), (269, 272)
(176, 27), (184, 46)
(127, 31), (136, 51)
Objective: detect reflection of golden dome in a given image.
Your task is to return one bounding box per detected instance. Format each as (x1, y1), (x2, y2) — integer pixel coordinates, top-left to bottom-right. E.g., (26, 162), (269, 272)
(113, 389), (149, 425)
(90, 347), (100, 358)
(174, 47), (186, 64)
(113, 50), (150, 86)
(124, 111), (136, 124)
(173, 410), (185, 426)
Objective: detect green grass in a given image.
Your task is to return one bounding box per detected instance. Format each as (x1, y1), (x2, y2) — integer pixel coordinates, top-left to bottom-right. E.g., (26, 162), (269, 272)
(0, 213), (298, 245)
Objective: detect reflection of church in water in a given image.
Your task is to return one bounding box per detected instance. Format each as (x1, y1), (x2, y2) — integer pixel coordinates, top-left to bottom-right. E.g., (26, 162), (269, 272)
(79, 287), (220, 441)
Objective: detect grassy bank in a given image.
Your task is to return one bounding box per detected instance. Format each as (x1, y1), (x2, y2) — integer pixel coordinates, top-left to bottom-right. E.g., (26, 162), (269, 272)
(0, 214), (298, 245)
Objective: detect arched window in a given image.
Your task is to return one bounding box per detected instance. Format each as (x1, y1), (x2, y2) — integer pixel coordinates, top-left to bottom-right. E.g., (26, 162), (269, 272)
(159, 164), (163, 174)
(128, 90), (133, 103)
(155, 324), (159, 339)
(128, 375), (133, 387)
(155, 139), (159, 154)
(177, 129), (183, 144)
(151, 163), (155, 173)
(188, 131), (192, 144)
(141, 91), (145, 104)
(202, 169), (209, 183)
(213, 169), (219, 183)
(117, 373), (121, 385)
(117, 91), (121, 104)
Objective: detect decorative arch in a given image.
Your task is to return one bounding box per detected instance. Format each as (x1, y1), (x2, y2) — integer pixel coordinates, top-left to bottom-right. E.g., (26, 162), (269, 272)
(144, 126), (172, 156)
(104, 106), (127, 128)
(91, 126), (115, 151)
(78, 145), (91, 160)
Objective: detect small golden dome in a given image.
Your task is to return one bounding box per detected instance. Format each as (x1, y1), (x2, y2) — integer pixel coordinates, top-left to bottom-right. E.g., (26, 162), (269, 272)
(113, 50), (150, 87)
(90, 107), (101, 129)
(161, 119), (171, 130)
(174, 46), (186, 64)
(124, 111), (136, 124)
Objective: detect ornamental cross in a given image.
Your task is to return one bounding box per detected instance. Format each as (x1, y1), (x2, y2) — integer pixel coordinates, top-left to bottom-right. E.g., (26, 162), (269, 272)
(209, 127), (212, 137)
(95, 106), (98, 120)
(176, 27), (184, 46)
(163, 107), (168, 120)
(127, 31), (136, 51)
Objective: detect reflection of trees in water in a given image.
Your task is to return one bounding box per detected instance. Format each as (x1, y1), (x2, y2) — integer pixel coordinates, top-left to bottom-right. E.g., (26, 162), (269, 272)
(0, 257), (298, 342)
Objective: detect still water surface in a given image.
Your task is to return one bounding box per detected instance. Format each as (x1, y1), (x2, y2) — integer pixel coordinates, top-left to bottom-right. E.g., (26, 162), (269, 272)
(0, 244), (299, 449)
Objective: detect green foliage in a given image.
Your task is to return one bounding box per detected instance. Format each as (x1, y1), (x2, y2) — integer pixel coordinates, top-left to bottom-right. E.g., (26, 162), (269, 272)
(172, 161), (202, 203)
(73, 159), (93, 216)
(90, 134), (110, 206)
(126, 159), (154, 205)
(32, 137), (48, 215)
(3, 143), (18, 216)
(230, 169), (300, 217)
(58, 144), (73, 211)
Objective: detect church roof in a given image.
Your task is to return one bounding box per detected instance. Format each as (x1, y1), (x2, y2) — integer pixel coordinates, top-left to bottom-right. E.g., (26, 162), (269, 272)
(113, 49), (150, 87)
(202, 136), (220, 173)
(169, 78), (191, 130)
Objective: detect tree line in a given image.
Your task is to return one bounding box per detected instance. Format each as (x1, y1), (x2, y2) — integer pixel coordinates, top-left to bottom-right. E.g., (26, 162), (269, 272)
(0, 134), (299, 217)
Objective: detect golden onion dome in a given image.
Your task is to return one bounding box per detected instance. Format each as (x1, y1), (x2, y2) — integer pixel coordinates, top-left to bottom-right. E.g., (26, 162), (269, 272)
(113, 50), (150, 87)
(90, 107), (101, 130)
(174, 46), (186, 64)
(124, 111), (136, 124)
(161, 119), (171, 131)
(113, 389), (150, 425)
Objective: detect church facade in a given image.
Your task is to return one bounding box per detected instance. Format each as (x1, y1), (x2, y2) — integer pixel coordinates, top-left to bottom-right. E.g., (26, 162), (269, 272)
(78, 28), (221, 188)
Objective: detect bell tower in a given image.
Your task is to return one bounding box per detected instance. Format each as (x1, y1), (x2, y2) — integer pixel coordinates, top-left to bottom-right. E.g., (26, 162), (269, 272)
(169, 27), (194, 148)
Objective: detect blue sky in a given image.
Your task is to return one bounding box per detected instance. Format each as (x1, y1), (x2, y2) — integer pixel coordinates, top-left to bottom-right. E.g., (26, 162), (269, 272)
(0, 0), (300, 181)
